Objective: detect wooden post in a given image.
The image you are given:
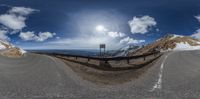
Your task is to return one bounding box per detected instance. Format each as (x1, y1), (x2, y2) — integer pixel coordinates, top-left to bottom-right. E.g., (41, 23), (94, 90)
(144, 56), (146, 61)
(88, 58), (90, 62)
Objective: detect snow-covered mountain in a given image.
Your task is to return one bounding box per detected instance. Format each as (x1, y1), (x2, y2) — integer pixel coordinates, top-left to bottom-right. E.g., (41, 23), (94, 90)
(0, 40), (26, 57)
(129, 34), (200, 55)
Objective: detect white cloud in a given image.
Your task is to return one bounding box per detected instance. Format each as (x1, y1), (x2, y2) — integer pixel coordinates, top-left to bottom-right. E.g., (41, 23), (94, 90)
(9, 7), (38, 16)
(191, 15), (200, 39)
(56, 37), (60, 39)
(19, 31), (56, 42)
(191, 29), (200, 39)
(107, 31), (125, 38)
(0, 6), (38, 30)
(0, 6), (39, 42)
(0, 30), (9, 40)
(19, 31), (35, 41)
(128, 15), (157, 34)
(36, 32), (56, 42)
(0, 14), (26, 30)
(195, 15), (200, 22)
(120, 37), (145, 44)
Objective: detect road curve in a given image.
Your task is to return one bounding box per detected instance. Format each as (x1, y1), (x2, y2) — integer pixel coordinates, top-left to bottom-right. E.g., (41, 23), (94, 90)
(0, 51), (200, 98)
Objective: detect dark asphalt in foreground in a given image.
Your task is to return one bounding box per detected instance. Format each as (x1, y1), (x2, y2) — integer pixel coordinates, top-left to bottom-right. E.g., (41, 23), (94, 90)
(0, 51), (200, 99)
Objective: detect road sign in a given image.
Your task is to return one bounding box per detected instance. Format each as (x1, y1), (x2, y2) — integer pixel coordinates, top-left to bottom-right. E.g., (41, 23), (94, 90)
(99, 44), (106, 57)
(100, 44), (106, 48)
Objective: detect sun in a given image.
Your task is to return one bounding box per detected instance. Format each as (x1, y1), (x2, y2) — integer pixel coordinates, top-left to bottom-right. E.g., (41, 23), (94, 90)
(95, 25), (106, 32)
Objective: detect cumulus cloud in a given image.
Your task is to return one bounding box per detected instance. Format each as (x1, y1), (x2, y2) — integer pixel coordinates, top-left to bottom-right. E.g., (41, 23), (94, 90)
(0, 30), (9, 40)
(128, 15), (157, 34)
(0, 6), (42, 41)
(0, 6), (38, 30)
(107, 31), (125, 38)
(191, 15), (200, 39)
(191, 29), (200, 39)
(120, 37), (145, 44)
(195, 15), (200, 22)
(9, 7), (38, 16)
(0, 14), (26, 30)
(19, 31), (56, 42)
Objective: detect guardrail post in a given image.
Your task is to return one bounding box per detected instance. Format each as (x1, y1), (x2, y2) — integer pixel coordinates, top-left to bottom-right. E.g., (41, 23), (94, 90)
(154, 52), (157, 57)
(127, 58), (130, 64)
(105, 60), (108, 64)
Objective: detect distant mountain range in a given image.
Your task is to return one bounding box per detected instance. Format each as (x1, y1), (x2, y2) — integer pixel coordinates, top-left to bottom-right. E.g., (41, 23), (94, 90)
(21, 34), (200, 57)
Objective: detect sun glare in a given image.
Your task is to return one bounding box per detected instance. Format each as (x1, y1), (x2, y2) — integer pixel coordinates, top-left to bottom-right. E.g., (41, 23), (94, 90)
(95, 25), (106, 32)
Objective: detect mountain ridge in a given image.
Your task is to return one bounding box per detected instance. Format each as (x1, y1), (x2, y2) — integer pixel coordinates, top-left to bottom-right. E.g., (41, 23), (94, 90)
(128, 34), (200, 56)
(0, 40), (26, 57)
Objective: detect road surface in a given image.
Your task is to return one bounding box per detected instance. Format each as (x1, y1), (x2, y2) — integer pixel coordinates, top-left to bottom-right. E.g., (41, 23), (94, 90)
(0, 51), (200, 98)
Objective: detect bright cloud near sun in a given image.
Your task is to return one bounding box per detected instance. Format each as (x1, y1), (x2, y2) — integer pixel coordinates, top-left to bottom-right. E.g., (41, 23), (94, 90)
(120, 37), (145, 44)
(95, 25), (107, 32)
(107, 31), (125, 38)
(49, 22), (145, 49)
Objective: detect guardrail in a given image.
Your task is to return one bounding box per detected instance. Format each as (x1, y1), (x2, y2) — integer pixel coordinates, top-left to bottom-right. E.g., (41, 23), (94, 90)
(36, 51), (161, 64)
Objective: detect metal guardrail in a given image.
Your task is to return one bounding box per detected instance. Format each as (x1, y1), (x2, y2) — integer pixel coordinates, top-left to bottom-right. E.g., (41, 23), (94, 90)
(36, 51), (161, 64)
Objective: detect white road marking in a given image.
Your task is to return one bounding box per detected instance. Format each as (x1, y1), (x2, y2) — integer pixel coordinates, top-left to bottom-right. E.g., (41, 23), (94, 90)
(150, 55), (168, 91)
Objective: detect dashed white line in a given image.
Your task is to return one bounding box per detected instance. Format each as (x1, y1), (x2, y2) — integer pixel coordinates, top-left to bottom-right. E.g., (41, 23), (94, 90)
(150, 55), (168, 91)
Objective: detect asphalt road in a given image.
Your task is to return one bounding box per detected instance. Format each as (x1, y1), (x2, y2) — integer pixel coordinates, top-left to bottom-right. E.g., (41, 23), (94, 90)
(0, 51), (200, 98)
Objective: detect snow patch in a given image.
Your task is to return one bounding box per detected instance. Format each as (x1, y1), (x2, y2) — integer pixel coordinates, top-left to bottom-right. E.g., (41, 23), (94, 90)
(161, 42), (200, 52)
(19, 48), (26, 54)
(0, 43), (6, 49)
(0, 40), (26, 55)
(173, 42), (200, 50)
(170, 34), (184, 40)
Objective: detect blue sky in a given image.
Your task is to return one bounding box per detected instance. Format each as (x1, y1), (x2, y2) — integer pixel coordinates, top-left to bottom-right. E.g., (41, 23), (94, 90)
(1, 0), (200, 50)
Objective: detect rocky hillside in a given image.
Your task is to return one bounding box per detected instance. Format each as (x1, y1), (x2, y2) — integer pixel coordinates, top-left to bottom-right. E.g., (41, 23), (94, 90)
(129, 34), (200, 55)
(0, 40), (26, 57)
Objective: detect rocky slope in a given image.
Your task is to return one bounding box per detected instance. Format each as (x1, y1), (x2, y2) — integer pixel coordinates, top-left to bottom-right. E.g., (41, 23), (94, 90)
(129, 34), (200, 55)
(0, 40), (26, 57)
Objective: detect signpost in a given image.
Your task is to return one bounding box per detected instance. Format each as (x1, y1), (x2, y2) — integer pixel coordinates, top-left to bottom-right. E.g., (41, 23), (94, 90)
(99, 44), (106, 57)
